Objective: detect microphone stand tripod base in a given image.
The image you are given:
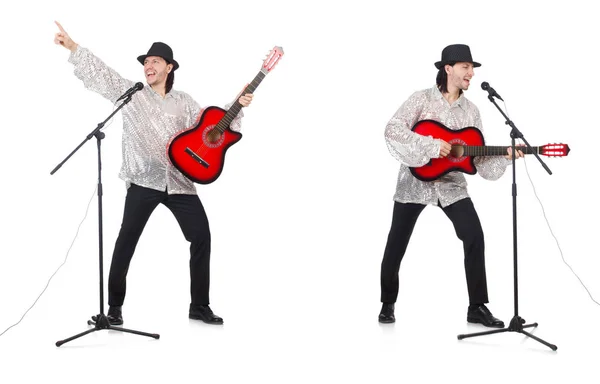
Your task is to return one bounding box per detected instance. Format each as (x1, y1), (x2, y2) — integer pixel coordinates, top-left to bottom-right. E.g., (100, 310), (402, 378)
(457, 316), (557, 351)
(55, 314), (160, 347)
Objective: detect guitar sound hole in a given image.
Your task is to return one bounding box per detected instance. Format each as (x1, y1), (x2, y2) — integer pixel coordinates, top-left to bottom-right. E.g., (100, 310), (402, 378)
(450, 145), (465, 158)
(207, 129), (222, 144)
(202, 125), (225, 148)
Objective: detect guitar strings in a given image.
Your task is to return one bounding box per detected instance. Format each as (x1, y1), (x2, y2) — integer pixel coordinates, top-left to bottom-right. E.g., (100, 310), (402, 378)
(190, 74), (261, 155)
(190, 73), (262, 155)
(192, 119), (229, 155)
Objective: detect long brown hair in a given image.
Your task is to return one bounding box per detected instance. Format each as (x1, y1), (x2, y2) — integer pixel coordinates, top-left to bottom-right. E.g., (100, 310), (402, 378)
(436, 63), (464, 96)
(436, 63), (454, 94)
(166, 70), (175, 93)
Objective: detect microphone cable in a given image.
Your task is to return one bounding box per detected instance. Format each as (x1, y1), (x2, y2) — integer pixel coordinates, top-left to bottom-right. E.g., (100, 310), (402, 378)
(502, 100), (599, 307)
(521, 153), (599, 306)
(0, 185), (97, 338)
(0, 104), (119, 338)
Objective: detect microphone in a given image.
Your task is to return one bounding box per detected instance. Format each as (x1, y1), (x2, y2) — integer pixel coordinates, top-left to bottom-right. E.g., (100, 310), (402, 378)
(481, 81), (503, 101)
(116, 82), (144, 102)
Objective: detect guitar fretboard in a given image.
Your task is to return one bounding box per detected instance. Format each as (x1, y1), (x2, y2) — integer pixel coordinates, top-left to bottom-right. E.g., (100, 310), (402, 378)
(215, 71), (267, 133)
(459, 146), (538, 156)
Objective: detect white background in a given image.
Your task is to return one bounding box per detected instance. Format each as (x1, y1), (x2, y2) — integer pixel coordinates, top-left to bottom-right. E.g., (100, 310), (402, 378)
(0, 0), (598, 382)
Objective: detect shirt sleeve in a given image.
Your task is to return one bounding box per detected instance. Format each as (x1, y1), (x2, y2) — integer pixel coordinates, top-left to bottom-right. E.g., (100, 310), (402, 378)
(68, 46), (133, 103)
(384, 91), (441, 167)
(472, 107), (512, 180)
(182, 93), (203, 128)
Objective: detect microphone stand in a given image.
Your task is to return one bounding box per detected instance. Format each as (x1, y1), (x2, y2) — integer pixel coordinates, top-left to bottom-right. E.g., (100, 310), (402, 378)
(52, 95), (159, 347)
(457, 90), (557, 351)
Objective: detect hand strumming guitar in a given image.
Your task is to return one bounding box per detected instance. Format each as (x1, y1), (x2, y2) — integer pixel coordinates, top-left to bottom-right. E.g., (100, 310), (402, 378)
(438, 140), (452, 158)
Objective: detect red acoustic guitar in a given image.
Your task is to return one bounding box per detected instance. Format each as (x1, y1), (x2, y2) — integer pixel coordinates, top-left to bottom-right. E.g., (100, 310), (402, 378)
(409, 120), (570, 181)
(167, 46), (284, 184)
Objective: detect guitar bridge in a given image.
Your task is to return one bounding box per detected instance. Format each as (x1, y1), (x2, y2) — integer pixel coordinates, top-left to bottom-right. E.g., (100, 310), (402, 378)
(185, 147), (209, 168)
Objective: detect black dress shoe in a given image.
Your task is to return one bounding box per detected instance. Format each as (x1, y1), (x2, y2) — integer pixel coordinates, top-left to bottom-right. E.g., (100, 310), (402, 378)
(189, 305), (223, 325)
(467, 304), (504, 328)
(91, 306), (123, 326)
(378, 303), (395, 323)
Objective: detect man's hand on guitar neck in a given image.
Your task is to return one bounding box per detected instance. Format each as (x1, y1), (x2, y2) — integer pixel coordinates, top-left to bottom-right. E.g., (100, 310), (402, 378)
(238, 93), (253, 107)
(236, 84), (254, 107)
(506, 146), (525, 160)
(437, 140), (524, 160)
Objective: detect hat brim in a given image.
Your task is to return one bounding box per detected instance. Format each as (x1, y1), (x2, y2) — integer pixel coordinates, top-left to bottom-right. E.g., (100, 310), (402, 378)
(137, 55), (179, 71)
(435, 60), (481, 69)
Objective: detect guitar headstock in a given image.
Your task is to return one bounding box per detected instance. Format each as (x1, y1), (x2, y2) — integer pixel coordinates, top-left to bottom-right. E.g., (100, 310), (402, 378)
(540, 143), (570, 157)
(261, 46), (284, 74)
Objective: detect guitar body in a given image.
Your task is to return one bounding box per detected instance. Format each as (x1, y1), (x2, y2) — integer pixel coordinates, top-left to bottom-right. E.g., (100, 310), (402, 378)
(166, 46), (283, 185)
(409, 120), (570, 181)
(410, 120), (485, 181)
(168, 106), (242, 184)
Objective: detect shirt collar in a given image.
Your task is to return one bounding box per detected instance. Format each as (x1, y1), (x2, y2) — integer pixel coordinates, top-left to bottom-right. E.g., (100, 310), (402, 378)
(147, 84), (175, 100)
(432, 85), (466, 109)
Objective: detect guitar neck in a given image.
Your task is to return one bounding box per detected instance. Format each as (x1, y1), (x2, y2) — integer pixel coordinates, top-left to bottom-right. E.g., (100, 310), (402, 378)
(462, 145), (538, 156)
(216, 70), (267, 132)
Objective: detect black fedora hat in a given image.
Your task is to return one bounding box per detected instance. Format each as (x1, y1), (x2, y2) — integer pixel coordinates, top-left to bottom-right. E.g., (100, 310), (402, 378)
(137, 42), (179, 71)
(434, 44), (481, 69)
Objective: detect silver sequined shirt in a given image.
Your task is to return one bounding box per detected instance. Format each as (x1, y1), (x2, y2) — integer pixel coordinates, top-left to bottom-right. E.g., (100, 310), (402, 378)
(385, 86), (511, 207)
(69, 46), (242, 195)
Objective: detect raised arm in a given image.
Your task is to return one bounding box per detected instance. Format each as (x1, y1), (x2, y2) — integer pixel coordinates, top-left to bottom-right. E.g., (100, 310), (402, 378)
(54, 21), (133, 103)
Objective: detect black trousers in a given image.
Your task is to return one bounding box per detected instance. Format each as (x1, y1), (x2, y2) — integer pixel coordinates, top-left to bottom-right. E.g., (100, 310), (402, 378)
(108, 184), (211, 307)
(380, 198), (489, 305)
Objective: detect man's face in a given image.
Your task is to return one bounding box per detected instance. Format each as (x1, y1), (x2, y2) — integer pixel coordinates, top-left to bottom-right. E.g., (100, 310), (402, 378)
(446, 62), (474, 91)
(143, 56), (172, 88)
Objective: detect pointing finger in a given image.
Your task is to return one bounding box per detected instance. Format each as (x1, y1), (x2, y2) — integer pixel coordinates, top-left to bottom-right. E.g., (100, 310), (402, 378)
(55, 21), (66, 33)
